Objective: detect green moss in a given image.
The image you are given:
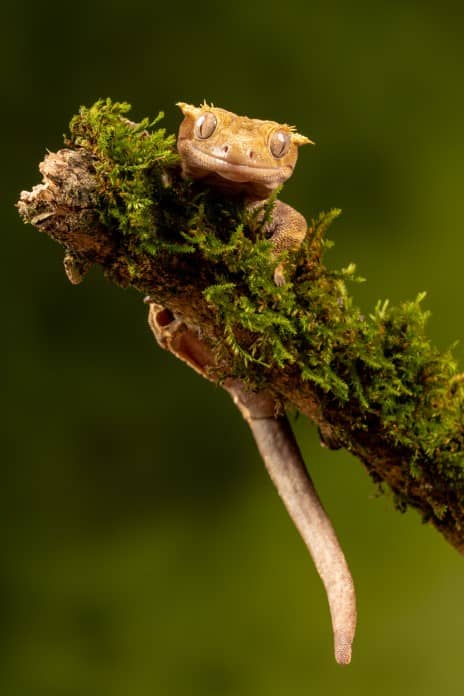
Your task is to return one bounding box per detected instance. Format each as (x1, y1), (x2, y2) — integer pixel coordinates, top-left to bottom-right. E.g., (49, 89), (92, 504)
(67, 99), (180, 240)
(66, 99), (464, 524)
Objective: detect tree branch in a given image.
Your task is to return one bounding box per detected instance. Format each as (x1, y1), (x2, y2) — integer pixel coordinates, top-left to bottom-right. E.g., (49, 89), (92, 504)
(16, 99), (464, 663)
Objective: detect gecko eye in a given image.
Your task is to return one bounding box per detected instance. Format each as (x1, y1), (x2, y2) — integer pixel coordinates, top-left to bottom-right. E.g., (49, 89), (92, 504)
(270, 130), (291, 158)
(195, 112), (217, 139)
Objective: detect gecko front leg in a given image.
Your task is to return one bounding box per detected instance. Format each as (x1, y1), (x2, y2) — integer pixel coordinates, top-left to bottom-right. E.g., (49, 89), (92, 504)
(248, 199), (308, 285)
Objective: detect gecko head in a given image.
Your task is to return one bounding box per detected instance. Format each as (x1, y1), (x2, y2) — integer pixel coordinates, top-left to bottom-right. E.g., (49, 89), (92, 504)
(176, 102), (313, 195)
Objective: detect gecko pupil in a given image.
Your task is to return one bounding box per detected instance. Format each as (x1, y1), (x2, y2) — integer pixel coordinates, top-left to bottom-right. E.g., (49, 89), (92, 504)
(195, 112), (217, 139)
(270, 130), (291, 158)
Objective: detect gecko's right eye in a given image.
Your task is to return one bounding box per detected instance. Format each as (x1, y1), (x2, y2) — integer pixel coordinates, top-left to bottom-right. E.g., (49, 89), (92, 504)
(195, 112), (217, 139)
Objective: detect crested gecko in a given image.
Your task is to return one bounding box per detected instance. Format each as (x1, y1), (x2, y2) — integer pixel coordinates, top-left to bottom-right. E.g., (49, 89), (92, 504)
(176, 102), (313, 285)
(148, 105), (357, 664)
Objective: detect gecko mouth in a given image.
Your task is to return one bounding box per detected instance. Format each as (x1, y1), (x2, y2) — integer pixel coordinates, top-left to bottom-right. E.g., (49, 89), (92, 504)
(184, 144), (292, 184)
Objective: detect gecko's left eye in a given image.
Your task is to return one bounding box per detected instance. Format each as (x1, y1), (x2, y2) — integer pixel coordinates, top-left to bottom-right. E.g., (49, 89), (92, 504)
(195, 112), (217, 139)
(270, 130), (291, 158)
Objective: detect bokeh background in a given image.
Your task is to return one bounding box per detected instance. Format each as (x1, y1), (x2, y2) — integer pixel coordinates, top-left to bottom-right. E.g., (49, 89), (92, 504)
(3, 1), (464, 694)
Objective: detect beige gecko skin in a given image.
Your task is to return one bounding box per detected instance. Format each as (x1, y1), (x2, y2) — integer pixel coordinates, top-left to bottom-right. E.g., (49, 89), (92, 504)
(177, 102), (313, 285)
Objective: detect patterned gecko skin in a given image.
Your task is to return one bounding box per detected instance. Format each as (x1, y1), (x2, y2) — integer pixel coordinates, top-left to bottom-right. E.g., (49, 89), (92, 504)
(176, 102), (313, 285)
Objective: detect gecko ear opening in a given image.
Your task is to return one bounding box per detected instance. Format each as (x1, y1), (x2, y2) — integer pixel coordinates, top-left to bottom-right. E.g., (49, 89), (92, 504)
(291, 132), (315, 146)
(176, 102), (202, 119)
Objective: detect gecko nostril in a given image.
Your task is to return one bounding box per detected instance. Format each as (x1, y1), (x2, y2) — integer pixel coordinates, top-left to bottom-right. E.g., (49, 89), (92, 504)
(222, 145), (230, 154)
(248, 150), (255, 160)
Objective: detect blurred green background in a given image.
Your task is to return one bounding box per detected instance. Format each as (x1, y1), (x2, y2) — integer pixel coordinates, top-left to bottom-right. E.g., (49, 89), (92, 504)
(4, 1), (464, 694)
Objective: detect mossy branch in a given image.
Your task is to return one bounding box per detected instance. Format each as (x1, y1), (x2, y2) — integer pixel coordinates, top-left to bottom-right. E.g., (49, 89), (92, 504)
(17, 99), (464, 554)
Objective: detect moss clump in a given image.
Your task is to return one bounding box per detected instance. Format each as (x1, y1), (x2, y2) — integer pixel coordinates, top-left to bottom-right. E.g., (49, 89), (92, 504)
(67, 99), (180, 239)
(66, 99), (464, 529)
(183, 206), (464, 498)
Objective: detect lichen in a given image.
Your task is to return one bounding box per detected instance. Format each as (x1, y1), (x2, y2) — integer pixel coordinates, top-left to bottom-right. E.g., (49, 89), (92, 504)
(65, 99), (464, 532)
